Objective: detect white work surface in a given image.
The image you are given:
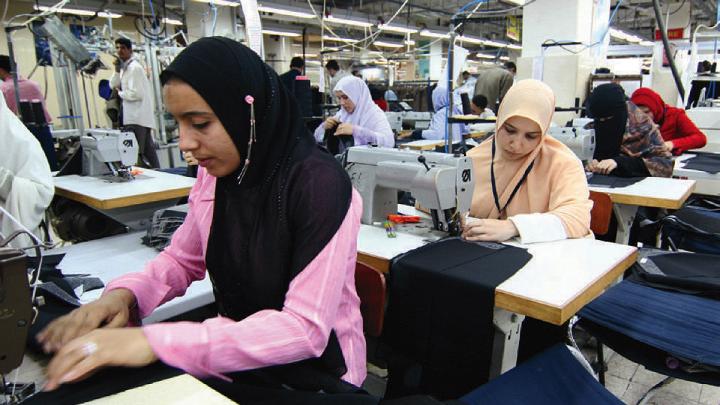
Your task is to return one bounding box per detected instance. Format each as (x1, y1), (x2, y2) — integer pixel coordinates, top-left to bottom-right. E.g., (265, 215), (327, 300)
(53, 169), (196, 210)
(589, 176), (695, 244)
(673, 153), (720, 196)
(49, 232), (213, 324)
(588, 176), (695, 210)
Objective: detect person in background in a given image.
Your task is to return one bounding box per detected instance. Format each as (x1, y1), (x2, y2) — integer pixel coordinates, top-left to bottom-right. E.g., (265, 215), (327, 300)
(473, 61), (515, 113)
(326, 60), (350, 103)
(458, 70), (477, 97)
(0, 54), (57, 170)
(279, 56), (304, 96)
(37, 37), (368, 403)
(368, 84), (388, 111)
(470, 94), (496, 119)
(630, 87), (707, 155)
(586, 83), (673, 177)
(401, 86), (465, 142)
(314, 76), (394, 149)
(110, 37), (160, 169)
(463, 79), (591, 244)
(0, 92), (53, 249)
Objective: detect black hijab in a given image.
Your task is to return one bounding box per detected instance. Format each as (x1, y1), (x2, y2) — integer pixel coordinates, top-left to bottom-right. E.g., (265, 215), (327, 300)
(160, 38), (353, 387)
(587, 83), (628, 160)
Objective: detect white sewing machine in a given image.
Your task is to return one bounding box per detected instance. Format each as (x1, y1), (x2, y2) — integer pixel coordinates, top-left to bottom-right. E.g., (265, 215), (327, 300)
(548, 118), (595, 162)
(686, 107), (720, 153)
(402, 111), (433, 130)
(80, 129), (138, 180)
(345, 146), (474, 235)
(385, 112), (404, 132)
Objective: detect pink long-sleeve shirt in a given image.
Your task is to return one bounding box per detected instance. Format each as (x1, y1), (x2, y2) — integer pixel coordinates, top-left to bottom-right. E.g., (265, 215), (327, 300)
(1, 77), (53, 124)
(104, 167), (367, 386)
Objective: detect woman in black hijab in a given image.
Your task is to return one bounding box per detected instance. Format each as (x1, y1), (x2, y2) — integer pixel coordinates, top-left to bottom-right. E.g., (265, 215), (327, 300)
(39, 38), (368, 403)
(585, 83), (672, 177)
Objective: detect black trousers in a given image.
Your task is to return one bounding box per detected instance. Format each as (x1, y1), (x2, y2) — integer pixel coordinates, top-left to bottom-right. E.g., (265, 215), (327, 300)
(123, 124), (160, 168)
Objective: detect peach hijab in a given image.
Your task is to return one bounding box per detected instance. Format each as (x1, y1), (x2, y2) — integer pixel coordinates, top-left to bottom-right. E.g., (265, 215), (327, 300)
(467, 79), (591, 238)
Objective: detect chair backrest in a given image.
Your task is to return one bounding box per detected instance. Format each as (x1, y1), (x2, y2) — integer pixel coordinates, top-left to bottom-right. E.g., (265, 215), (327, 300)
(589, 191), (612, 236)
(354, 262), (386, 337)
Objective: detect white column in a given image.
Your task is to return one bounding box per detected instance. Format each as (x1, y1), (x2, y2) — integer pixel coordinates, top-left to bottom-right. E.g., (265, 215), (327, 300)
(517, 0), (608, 125)
(185, 2), (237, 42)
(429, 41), (444, 81)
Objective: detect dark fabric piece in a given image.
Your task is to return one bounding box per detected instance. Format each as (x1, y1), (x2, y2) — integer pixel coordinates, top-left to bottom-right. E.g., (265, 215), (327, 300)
(382, 237), (532, 400)
(683, 152), (720, 174)
(324, 127), (354, 155)
(579, 280), (720, 367)
(160, 37), (353, 390)
(587, 83), (628, 161)
(661, 205), (720, 254)
(27, 362), (379, 405)
(629, 252), (720, 299)
(28, 253), (65, 279)
(24, 363), (184, 405)
(613, 155), (651, 177)
(516, 317), (568, 364)
(122, 124), (159, 168)
(581, 318), (720, 386)
(28, 125), (58, 170)
(460, 344), (623, 405)
(587, 174), (644, 188)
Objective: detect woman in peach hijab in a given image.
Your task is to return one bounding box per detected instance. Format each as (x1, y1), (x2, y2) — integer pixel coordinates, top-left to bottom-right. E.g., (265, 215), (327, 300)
(463, 79), (592, 243)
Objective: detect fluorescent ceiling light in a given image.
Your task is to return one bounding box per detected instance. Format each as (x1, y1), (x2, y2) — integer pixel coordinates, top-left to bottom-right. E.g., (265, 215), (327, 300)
(476, 53), (495, 59)
(35, 5), (122, 18)
(262, 29), (301, 37)
(459, 35), (485, 45)
(609, 28), (642, 43)
(507, 43), (522, 50)
(499, 56), (510, 61)
(639, 40), (654, 47)
(325, 15), (373, 28)
(374, 40), (404, 48)
(404, 39), (416, 46)
(378, 24), (418, 34)
(295, 53), (317, 57)
(193, 0), (240, 6)
(257, 4), (315, 19)
(482, 40), (509, 47)
(322, 35), (359, 43)
(369, 51), (384, 55)
(419, 29), (449, 39)
(162, 17), (183, 25)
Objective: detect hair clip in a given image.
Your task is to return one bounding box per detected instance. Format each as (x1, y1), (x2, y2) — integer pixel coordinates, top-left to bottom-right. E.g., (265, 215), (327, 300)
(237, 95), (257, 185)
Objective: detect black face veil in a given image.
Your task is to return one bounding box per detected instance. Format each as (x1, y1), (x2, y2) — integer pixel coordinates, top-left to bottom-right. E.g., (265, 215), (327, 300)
(587, 83), (629, 161)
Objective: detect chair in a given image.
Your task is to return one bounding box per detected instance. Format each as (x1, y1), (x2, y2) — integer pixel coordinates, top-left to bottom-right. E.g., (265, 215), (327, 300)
(354, 262), (386, 337)
(589, 191), (612, 236)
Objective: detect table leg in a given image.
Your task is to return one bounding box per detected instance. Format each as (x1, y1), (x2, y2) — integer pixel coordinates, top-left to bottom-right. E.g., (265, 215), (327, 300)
(489, 308), (525, 379)
(613, 204), (638, 245)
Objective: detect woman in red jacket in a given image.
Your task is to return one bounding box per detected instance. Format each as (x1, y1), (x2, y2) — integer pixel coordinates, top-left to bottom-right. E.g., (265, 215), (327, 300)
(630, 87), (707, 155)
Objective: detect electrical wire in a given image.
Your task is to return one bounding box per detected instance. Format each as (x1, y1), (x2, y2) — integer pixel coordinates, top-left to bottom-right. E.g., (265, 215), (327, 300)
(540, 0), (623, 56)
(1, 0), (10, 23)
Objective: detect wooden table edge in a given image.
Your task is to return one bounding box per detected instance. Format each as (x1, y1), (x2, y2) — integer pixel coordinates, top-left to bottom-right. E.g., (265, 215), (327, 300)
(55, 186), (192, 210)
(494, 248), (638, 326)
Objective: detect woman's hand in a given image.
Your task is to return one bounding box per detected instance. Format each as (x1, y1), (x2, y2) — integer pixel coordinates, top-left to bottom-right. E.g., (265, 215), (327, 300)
(324, 117), (340, 130)
(44, 328), (157, 391)
(662, 140), (674, 152)
(183, 151), (198, 165)
(462, 218), (519, 242)
(585, 159), (618, 175)
(335, 123), (354, 136)
(36, 289), (136, 354)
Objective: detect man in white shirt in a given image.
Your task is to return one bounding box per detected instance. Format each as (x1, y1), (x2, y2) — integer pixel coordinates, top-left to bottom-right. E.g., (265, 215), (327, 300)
(325, 60), (350, 104)
(110, 38), (159, 168)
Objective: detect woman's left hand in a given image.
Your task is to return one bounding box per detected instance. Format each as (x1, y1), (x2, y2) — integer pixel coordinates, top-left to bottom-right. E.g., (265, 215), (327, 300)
(586, 159), (617, 175)
(462, 218), (519, 242)
(44, 328), (157, 391)
(335, 123), (353, 136)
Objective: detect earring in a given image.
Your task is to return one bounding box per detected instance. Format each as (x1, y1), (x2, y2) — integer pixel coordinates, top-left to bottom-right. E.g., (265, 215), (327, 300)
(237, 95), (257, 185)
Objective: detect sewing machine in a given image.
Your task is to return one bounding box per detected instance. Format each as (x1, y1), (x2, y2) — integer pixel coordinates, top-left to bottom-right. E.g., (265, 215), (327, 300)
(80, 129), (138, 180)
(345, 146), (474, 235)
(686, 107), (720, 153)
(402, 111), (433, 130)
(548, 118), (595, 162)
(385, 112), (404, 132)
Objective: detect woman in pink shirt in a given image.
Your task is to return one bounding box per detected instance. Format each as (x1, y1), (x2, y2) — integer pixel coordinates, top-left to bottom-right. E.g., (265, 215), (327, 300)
(38, 38), (367, 401)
